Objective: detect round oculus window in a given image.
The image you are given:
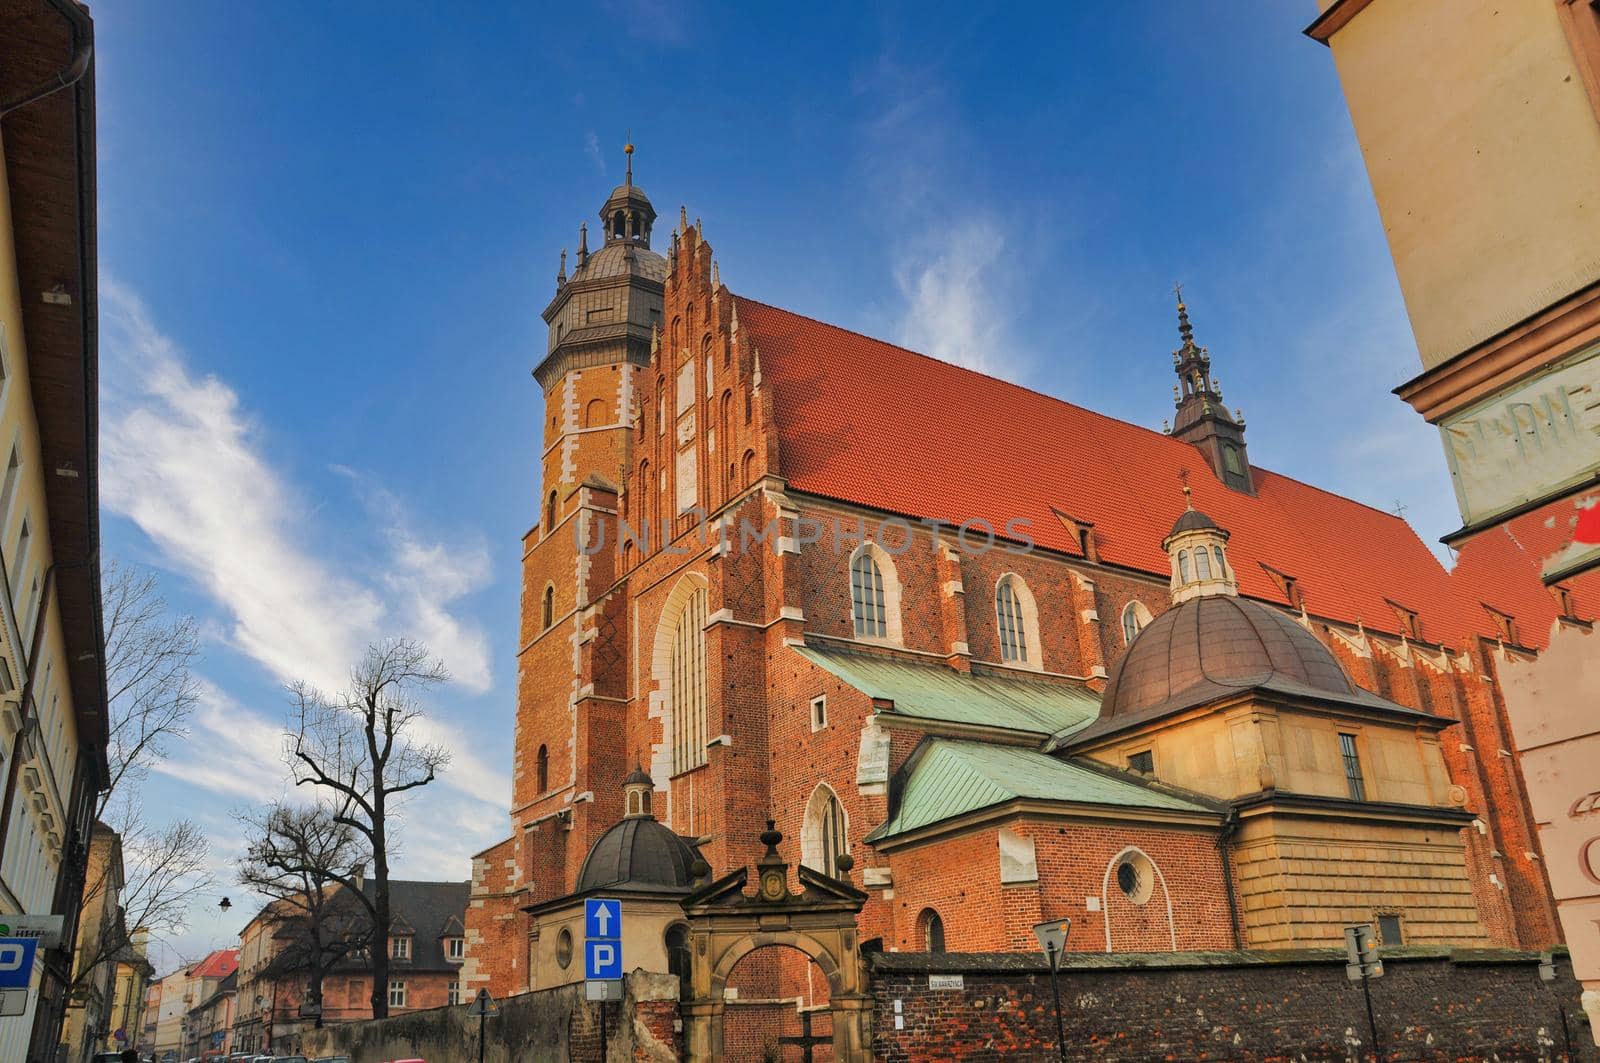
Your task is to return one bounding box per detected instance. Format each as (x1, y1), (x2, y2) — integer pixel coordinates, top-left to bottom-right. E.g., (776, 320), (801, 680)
(556, 928), (573, 969)
(1114, 852), (1155, 905)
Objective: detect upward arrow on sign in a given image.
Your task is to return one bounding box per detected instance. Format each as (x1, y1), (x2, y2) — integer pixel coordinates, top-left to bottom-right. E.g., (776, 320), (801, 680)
(593, 906), (612, 935)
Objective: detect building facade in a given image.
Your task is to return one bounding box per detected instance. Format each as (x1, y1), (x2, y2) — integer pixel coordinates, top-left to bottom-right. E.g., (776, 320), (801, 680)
(1309, 0), (1600, 1040)
(463, 166), (1579, 1046)
(231, 879), (468, 1055)
(58, 822), (120, 1060)
(0, 1), (111, 1058)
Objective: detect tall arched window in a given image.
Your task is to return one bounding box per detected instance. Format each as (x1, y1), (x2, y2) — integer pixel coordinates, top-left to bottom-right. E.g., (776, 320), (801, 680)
(996, 577), (1029, 664)
(668, 584), (709, 775)
(1177, 549), (1191, 583)
(741, 448), (755, 483)
(584, 398), (607, 428)
(541, 585), (555, 630)
(802, 784), (849, 878)
(849, 542), (902, 643)
(1121, 601), (1151, 645)
(851, 552), (887, 638)
(536, 744), (549, 792)
(1194, 547), (1213, 580)
(1211, 545), (1226, 577)
(920, 909), (946, 953)
(546, 489), (558, 532)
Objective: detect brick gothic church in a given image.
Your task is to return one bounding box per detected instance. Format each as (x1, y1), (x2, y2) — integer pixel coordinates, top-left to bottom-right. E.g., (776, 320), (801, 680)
(462, 161), (1586, 1007)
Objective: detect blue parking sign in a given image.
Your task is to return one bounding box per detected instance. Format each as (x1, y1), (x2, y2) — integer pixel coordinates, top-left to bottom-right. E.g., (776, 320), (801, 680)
(584, 898), (620, 939)
(584, 898), (622, 981)
(586, 938), (622, 979)
(0, 938), (36, 989)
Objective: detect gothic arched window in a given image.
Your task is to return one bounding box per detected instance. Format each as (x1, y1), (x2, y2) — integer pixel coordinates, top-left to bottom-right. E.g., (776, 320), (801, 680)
(546, 489), (558, 532)
(667, 584), (709, 776)
(536, 744), (548, 792)
(542, 585), (555, 630)
(802, 784), (849, 878)
(851, 551), (887, 639)
(1121, 601), (1151, 645)
(1212, 545), (1226, 577)
(1194, 547), (1213, 580)
(996, 576), (1030, 664)
(1177, 549), (1191, 583)
(920, 909), (946, 953)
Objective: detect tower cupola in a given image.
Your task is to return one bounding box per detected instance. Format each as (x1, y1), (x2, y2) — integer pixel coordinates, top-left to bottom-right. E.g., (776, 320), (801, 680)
(1163, 488), (1238, 604)
(600, 141), (656, 248)
(623, 765), (655, 819)
(1168, 287), (1254, 493)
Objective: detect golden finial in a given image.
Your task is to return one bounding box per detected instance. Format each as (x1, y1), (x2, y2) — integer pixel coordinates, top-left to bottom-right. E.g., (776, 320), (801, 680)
(624, 131), (634, 186)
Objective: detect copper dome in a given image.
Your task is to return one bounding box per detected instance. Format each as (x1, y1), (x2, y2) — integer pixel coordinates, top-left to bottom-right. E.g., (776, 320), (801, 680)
(1069, 595), (1428, 745)
(576, 817), (701, 895)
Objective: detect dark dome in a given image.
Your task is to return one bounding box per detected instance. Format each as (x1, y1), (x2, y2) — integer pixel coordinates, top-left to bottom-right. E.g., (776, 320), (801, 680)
(1167, 506), (1224, 539)
(1076, 596), (1371, 743)
(576, 817), (700, 894)
(572, 240), (666, 282)
(623, 765), (653, 787)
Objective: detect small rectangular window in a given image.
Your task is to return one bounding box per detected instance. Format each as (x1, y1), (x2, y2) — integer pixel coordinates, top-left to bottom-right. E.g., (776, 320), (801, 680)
(447, 936), (465, 961)
(1339, 733), (1366, 801)
(810, 695), (827, 732)
(447, 980), (461, 1006)
(391, 935), (410, 960)
(387, 979), (406, 1008)
(1376, 913), (1402, 946)
(1127, 750), (1154, 776)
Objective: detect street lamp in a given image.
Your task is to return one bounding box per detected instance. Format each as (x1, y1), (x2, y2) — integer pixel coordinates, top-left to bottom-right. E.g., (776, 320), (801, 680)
(1032, 917), (1071, 1063)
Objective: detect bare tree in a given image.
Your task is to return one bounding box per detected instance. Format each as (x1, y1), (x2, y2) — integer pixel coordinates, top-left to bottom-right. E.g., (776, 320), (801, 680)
(100, 559), (201, 816)
(67, 562), (208, 996)
(68, 805), (210, 992)
(237, 801), (366, 1027)
(287, 639), (451, 1020)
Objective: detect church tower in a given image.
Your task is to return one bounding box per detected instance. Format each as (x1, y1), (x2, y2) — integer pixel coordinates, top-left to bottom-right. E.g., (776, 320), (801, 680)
(1168, 289), (1253, 493)
(513, 147), (667, 901)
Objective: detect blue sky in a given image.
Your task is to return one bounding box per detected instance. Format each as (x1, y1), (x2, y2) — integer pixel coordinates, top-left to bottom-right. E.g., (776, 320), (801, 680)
(88, 1), (1450, 970)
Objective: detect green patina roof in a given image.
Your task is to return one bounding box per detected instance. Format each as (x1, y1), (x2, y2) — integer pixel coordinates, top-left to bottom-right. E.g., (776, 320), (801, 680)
(791, 645), (1101, 737)
(866, 740), (1218, 842)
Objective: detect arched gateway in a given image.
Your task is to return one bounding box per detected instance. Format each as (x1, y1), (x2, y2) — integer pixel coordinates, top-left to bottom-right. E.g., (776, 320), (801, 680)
(680, 822), (871, 1062)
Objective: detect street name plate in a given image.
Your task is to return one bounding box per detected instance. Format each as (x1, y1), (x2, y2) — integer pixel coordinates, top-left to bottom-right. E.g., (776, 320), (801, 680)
(928, 974), (964, 991)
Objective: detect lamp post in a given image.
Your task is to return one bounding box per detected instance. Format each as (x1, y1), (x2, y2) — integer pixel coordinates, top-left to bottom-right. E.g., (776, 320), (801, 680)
(1032, 918), (1071, 1063)
(1538, 952), (1574, 1062)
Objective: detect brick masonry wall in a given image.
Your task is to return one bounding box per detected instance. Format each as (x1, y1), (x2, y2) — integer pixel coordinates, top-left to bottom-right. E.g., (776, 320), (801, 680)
(290, 970), (680, 1063)
(872, 948), (1596, 1062)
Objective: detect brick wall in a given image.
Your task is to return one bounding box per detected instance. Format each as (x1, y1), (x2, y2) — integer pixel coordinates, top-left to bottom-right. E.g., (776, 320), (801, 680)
(290, 970), (679, 1063)
(871, 947), (1595, 1062)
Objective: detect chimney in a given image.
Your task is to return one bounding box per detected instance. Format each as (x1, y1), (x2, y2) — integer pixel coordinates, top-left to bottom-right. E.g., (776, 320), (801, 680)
(351, 862), (365, 890)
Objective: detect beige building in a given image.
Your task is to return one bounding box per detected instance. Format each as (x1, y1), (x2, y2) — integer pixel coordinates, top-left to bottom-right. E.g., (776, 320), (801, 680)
(1310, 0), (1600, 1041)
(1064, 506), (1483, 948)
(59, 823), (121, 1059)
(0, 0), (112, 1058)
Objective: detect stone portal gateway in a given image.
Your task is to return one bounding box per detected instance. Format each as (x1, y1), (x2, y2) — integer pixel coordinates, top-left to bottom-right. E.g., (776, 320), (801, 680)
(679, 822), (870, 1062)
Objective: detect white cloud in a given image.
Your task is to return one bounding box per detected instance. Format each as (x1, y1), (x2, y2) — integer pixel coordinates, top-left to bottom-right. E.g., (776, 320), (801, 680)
(100, 281), (508, 806)
(585, 131), (606, 176)
(894, 216), (1013, 375)
(853, 52), (1030, 381)
(150, 681), (290, 804)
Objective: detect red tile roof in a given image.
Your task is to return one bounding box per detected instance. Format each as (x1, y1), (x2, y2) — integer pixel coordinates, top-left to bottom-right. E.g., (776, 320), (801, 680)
(738, 296), (1581, 651)
(190, 947), (238, 980)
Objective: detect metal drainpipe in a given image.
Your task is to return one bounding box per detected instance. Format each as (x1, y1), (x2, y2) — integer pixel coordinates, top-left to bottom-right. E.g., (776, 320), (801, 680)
(1216, 807), (1244, 950)
(0, 15), (92, 120)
